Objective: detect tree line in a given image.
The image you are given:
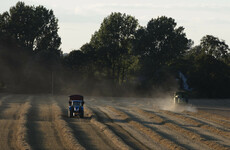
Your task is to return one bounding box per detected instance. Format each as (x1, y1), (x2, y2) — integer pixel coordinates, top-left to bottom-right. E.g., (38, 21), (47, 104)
(1, 2), (230, 97)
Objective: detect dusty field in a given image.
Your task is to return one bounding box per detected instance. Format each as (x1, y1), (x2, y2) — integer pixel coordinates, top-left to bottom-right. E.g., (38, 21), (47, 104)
(0, 94), (230, 150)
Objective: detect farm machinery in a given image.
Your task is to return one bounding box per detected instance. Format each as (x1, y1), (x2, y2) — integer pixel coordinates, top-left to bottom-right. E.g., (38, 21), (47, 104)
(173, 91), (189, 105)
(68, 95), (84, 118)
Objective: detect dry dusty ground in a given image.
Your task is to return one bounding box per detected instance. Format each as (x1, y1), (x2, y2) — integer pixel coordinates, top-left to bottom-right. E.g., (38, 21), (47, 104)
(0, 94), (230, 150)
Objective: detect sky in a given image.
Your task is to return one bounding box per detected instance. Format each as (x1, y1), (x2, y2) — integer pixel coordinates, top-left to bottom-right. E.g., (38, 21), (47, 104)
(1, 0), (230, 53)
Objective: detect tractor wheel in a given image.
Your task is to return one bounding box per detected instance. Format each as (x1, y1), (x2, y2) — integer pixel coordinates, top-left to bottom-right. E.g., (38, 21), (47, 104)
(69, 108), (73, 118)
(80, 111), (84, 118)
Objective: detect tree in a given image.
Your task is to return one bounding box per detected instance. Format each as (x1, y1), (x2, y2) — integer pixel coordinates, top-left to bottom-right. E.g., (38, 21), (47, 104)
(179, 35), (230, 97)
(0, 2), (62, 67)
(64, 50), (86, 72)
(187, 54), (230, 98)
(0, 12), (11, 42)
(133, 16), (192, 85)
(89, 12), (139, 84)
(0, 2), (62, 92)
(200, 35), (230, 62)
(1, 2), (61, 52)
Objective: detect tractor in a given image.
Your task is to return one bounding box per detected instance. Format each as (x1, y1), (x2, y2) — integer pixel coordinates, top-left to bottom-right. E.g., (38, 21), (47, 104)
(173, 91), (189, 105)
(68, 95), (84, 118)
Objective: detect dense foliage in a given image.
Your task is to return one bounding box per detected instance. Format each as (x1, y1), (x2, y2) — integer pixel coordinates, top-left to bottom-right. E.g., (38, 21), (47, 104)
(1, 2), (230, 97)
(133, 16), (193, 89)
(0, 2), (62, 92)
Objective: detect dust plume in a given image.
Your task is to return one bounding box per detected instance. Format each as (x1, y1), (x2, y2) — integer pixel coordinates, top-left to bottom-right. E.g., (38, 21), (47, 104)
(154, 94), (197, 113)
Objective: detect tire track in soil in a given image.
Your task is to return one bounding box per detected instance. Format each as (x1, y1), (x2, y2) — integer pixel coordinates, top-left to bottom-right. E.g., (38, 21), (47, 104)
(135, 108), (229, 150)
(160, 110), (230, 139)
(90, 106), (150, 150)
(54, 96), (119, 150)
(15, 100), (32, 150)
(51, 102), (85, 150)
(0, 95), (15, 117)
(0, 95), (19, 150)
(103, 106), (185, 150)
(100, 107), (163, 150)
(155, 110), (230, 147)
(27, 96), (67, 150)
(124, 108), (209, 150)
(84, 106), (131, 150)
(187, 111), (230, 129)
(0, 95), (11, 107)
(159, 110), (230, 148)
(186, 113), (230, 132)
(0, 95), (30, 150)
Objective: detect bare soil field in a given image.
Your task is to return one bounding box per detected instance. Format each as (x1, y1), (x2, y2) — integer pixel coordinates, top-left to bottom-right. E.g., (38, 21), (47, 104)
(0, 94), (229, 150)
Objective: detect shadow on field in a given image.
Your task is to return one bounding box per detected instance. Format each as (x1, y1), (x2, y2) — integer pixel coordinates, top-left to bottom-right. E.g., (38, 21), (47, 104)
(0, 101), (11, 119)
(60, 109), (102, 149)
(26, 100), (44, 150)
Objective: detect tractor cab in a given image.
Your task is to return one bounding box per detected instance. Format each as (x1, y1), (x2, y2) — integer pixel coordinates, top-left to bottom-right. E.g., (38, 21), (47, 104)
(173, 91), (189, 105)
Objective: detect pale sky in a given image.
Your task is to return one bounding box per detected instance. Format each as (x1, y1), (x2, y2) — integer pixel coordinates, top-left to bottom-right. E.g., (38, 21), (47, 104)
(1, 0), (230, 53)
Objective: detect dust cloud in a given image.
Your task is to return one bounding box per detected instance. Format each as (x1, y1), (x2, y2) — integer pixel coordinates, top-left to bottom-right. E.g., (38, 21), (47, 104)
(154, 95), (197, 113)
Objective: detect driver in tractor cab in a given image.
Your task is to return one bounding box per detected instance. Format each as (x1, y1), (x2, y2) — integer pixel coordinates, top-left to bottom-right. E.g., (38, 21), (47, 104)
(174, 91), (188, 104)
